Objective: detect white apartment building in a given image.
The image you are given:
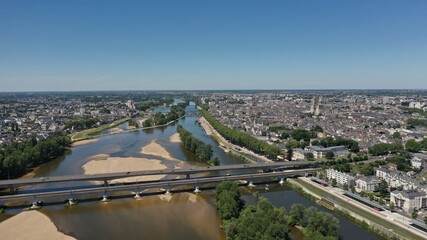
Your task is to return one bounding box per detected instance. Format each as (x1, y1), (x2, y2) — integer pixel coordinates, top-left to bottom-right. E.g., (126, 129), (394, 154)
(391, 190), (427, 212)
(304, 145), (348, 159)
(355, 176), (381, 193)
(376, 167), (417, 190)
(326, 169), (354, 186)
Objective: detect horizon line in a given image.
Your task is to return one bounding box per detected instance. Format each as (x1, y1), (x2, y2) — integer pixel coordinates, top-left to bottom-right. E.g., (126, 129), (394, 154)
(1, 88), (427, 93)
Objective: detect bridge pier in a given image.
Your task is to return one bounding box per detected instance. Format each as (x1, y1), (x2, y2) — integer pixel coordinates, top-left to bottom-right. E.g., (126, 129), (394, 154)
(194, 186), (201, 193)
(248, 181), (255, 188)
(30, 201), (43, 210)
(101, 195), (110, 202)
(134, 192), (142, 199)
(68, 198), (77, 206)
(279, 178), (285, 185)
(8, 185), (17, 194)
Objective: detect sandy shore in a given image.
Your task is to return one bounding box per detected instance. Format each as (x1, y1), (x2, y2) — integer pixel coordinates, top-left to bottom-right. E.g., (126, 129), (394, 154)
(82, 155), (167, 183)
(199, 117), (214, 135)
(0, 211), (75, 240)
(109, 127), (124, 134)
(138, 118), (147, 126)
(71, 138), (99, 147)
(169, 133), (181, 143)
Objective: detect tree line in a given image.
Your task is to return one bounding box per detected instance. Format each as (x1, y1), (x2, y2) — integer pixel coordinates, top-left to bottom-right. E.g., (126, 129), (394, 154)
(136, 98), (174, 111)
(407, 118), (427, 128)
(405, 138), (427, 152)
(368, 143), (404, 156)
(215, 181), (340, 240)
(201, 108), (282, 159)
(177, 125), (219, 165)
(64, 117), (99, 130)
(128, 118), (139, 128)
(0, 134), (71, 179)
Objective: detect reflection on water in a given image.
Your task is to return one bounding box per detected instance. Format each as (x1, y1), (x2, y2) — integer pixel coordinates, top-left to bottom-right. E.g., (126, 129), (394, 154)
(6, 103), (381, 240)
(43, 192), (224, 240)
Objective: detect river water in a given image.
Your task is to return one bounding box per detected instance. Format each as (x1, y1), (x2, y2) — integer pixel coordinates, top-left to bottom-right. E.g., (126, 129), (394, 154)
(2, 103), (381, 240)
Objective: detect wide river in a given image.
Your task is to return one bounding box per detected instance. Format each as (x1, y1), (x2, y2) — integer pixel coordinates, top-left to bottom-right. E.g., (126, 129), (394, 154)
(1, 103), (381, 240)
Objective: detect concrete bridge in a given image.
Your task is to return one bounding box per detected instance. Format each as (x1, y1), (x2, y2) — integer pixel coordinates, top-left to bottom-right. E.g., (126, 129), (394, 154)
(0, 168), (318, 208)
(0, 161), (316, 191)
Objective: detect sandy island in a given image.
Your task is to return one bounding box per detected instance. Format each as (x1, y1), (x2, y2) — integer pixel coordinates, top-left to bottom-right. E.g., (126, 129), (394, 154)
(82, 140), (185, 183)
(169, 133), (181, 143)
(0, 211), (75, 240)
(71, 138), (99, 147)
(141, 140), (177, 161)
(83, 155), (167, 183)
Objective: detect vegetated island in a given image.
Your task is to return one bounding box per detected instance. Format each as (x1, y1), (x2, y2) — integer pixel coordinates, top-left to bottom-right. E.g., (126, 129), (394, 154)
(177, 124), (219, 166)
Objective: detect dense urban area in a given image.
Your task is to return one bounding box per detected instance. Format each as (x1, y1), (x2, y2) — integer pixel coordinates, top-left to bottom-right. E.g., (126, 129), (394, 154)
(1, 90), (427, 239)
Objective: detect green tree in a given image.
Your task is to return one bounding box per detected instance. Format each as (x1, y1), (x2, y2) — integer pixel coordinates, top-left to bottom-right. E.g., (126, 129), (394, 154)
(305, 211), (339, 238)
(312, 125), (323, 133)
(368, 143), (403, 156)
(305, 152), (314, 161)
(378, 180), (389, 197)
(411, 209), (418, 219)
(285, 141), (300, 149)
(325, 151), (335, 159)
(389, 202), (395, 212)
(142, 118), (153, 128)
(392, 132), (401, 139)
(289, 203), (304, 226)
(280, 132), (290, 139)
(342, 183), (349, 191)
(405, 139), (422, 152)
(215, 181), (242, 221)
(303, 206), (318, 227)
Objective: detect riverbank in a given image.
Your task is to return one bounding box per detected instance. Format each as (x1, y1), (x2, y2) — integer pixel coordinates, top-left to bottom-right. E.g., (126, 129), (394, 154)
(287, 177), (427, 240)
(71, 138), (99, 147)
(198, 116), (271, 163)
(0, 211), (75, 240)
(71, 117), (131, 142)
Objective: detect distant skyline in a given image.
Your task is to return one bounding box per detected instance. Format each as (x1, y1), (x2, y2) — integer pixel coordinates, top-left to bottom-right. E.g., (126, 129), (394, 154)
(1, 1), (426, 91)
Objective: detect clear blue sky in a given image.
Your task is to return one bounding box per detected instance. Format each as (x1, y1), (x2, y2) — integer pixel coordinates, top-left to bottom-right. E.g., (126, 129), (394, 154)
(0, 0), (426, 91)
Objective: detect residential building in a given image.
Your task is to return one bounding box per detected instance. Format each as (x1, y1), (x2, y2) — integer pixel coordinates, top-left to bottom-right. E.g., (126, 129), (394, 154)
(390, 190), (427, 212)
(355, 176), (381, 192)
(326, 169), (354, 186)
(376, 167), (418, 190)
(304, 145), (348, 159)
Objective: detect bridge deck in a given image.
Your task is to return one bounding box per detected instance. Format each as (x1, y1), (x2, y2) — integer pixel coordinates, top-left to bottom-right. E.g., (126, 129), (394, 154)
(0, 161), (314, 188)
(0, 168), (318, 203)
